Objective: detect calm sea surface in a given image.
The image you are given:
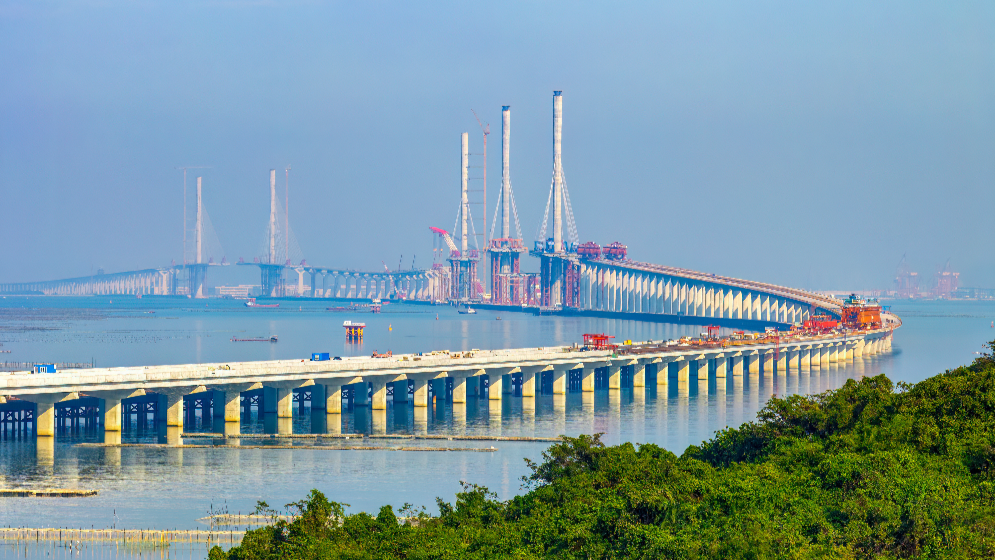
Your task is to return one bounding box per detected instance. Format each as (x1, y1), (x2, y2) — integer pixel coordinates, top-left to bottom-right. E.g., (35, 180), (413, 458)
(1, 296), (993, 557)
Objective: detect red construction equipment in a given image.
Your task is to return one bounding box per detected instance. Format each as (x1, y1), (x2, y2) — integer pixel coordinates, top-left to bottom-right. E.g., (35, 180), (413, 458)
(576, 242), (601, 260)
(841, 294), (882, 329)
(583, 333), (616, 350)
(603, 242), (627, 261)
(804, 314), (839, 331)
(430, 227), (460, 259)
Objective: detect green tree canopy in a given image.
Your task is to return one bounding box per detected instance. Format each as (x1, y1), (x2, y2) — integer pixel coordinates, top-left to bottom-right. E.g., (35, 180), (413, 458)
(212, 341), (995, 559)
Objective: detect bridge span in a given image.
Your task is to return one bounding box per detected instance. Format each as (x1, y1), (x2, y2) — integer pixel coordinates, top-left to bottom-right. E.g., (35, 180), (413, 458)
(0, 267), (185, 297)
(1, 324), (894, 440)
(544, 256), (843, 326)
(240, 262), (448, 301)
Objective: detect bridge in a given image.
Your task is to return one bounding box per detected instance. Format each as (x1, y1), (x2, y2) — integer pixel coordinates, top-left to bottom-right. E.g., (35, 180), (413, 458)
(2, 91), (847, 326)
(0, 266), (191, 297)
(0, 323), (895, 441)
(241, 262), (448, 302)
(542, 257), (842, 326)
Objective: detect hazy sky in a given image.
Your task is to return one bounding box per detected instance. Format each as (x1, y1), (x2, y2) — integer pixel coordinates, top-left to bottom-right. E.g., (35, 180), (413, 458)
(2, 1), (992, 291)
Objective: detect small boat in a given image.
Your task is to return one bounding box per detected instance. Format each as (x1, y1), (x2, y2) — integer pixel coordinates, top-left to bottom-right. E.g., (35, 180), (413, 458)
(245, 298), (279, 308)
(457, 304), (476, 315)
(232, 335), (279, 342)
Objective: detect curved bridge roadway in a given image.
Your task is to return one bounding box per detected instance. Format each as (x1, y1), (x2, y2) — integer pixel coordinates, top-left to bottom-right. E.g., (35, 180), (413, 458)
(570, 258), (843, 326)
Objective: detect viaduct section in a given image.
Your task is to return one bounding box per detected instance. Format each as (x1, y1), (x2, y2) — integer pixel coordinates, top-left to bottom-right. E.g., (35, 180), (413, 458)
(559, 258), (842, 325)
(1, 325), (895, 440)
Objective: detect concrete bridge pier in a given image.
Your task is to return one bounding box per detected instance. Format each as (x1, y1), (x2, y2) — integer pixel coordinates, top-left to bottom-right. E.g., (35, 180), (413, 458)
(450, 373), (473, 403)
(91, 389), (146, 433)
(21, 393), (75, 438)
(159, 388), (199, 428)
(677, 360), (690, 383)
(715, 356), (727, 378)
(800, 348), (811, 369)
(323, 382), (344, 414)
(788, 349), (800, 370)
(552, 365), (571, 394)
(633, 362), (647, 387)
(409, 374), (446, 406)
(521, 367), (541, 397)
(270, 381), (309, 416)
(732, 355), (744, 376)
(747, 353), (759, 374)
(696, 358), (708, 381)
(854, 339), (864, 357)
(581, 366), (596, 392)
(608, 364), (622, 389)
(412, 379), (428, 407)
(486, 373), (503, 399)
(776, 350), (787, 373)
(367, 378), (388, 410)
(655, 360), (670, 386)
(820, 345), (830, 365)
(210, 384), (259, 423)
(762, 351), (773, 374)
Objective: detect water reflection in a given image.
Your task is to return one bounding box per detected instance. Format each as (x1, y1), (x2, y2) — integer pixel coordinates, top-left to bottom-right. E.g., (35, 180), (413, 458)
(1, 352), (896, 531)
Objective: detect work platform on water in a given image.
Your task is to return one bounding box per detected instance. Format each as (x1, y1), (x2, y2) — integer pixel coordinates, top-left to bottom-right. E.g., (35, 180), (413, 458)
(0, 310), (897, 440)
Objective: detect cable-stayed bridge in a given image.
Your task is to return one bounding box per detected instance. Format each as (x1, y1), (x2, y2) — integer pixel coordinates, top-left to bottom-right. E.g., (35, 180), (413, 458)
(2, 91), (844, 326)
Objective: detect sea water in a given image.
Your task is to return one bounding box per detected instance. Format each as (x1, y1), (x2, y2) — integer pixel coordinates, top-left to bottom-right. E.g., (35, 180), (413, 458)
(0, 296), (992, 543)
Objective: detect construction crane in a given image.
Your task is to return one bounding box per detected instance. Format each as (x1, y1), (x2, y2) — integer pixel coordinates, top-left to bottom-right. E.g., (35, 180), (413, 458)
(381, 260), (398, 298)
(430, 226), (459, 257)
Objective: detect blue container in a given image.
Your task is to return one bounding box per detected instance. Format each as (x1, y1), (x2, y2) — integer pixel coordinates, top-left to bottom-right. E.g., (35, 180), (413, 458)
(311, 353), (330, 361)
(32, 364), (56, 374)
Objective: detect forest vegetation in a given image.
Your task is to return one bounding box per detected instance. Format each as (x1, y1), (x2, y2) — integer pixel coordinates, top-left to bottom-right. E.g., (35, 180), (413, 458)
(211, 342), (995, 559)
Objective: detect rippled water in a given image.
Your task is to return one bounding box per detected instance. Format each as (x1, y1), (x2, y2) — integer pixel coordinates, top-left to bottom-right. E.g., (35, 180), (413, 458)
(0, 296), (993, 544)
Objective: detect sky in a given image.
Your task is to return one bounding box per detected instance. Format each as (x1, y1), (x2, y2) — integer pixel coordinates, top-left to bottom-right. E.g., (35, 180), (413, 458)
(1, 1), (993, 291)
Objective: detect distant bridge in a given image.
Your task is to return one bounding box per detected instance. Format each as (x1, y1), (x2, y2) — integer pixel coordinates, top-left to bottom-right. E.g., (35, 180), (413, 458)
(3, 92), (847, 324)
(0, 267), (186, 297)
(0, 262), (448, 303)
(560, 258), (842, 325)
(241, 262), (448, 302)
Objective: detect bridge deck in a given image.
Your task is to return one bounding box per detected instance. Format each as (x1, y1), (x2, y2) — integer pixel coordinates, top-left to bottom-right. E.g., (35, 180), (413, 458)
(1, 327), (893, 398)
